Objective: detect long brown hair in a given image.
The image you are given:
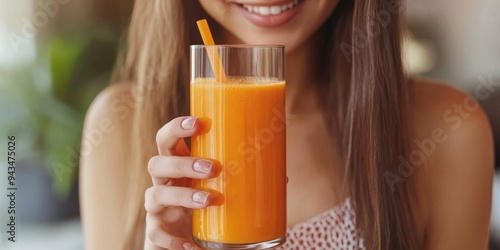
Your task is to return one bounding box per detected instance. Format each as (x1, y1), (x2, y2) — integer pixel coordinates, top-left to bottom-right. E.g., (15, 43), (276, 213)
(113, 0), (421, 249)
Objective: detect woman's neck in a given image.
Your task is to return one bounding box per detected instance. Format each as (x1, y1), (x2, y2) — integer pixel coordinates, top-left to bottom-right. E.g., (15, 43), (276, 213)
(220, 28), (327, 115)
(285, 31), (326, 115)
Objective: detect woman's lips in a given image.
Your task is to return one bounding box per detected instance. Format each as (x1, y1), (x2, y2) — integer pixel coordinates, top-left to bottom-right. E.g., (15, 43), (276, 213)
(235, 0), (304, 28)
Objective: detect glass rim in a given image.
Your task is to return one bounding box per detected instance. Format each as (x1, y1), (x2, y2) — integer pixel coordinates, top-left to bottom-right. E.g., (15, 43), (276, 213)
(190, 44), (284, 49)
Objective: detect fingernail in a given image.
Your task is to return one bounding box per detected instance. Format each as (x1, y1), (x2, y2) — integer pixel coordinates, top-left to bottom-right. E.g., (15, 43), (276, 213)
(181, 117), (197, 130)
(193, 160), (213, 174)
(183, 242), (195, 250)
(192, 192), (210, 205)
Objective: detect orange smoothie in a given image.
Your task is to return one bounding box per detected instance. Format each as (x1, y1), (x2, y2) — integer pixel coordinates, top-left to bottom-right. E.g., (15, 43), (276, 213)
(191, 78), (286, 244)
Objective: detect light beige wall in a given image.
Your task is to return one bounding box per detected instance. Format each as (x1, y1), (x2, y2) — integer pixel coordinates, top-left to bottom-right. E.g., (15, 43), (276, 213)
(407, 0), (500, 91)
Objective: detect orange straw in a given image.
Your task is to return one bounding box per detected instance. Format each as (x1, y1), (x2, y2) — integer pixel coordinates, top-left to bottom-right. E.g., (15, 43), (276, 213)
(196, 19), (228, 83)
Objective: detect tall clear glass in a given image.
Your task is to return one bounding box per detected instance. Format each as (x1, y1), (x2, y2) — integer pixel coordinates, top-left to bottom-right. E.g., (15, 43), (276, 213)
(190, 45), (286, 249)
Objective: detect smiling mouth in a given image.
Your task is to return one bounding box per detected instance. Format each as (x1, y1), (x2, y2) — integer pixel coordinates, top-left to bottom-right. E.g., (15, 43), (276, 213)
(237, 0), (302, 16)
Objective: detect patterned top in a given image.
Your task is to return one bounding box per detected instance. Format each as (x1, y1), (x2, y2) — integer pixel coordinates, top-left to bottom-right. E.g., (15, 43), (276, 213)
(276, 198), (365, 250)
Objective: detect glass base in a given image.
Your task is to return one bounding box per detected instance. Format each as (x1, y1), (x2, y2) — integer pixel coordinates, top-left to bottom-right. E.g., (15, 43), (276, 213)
(193, 236), (286, 250)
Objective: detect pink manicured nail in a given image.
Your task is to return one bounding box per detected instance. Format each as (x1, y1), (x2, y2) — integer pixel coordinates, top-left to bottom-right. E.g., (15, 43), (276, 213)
(181, 117), (197, 130)
(193, 160), (213, 174)
(192, 192), (210, 205)
(183, 242), (195, 250)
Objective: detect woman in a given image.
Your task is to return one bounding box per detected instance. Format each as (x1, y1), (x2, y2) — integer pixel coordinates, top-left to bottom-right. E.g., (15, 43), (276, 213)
(80, 0), (494, 249)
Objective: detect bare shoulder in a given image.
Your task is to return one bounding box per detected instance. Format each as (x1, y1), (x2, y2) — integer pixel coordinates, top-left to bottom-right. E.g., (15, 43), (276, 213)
(409, 79), (493, 164)
(409, 79), (494, 249)
(81, 82), (136, 156)
(409, 80), (493, 165)
(84, 82), (135, 129)
(80, 82), (135, 249)
(410, 78), (490, 130)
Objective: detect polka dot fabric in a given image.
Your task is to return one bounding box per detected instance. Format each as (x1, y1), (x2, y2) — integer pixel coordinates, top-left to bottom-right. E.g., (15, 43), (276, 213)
(276, 198), (365, 250)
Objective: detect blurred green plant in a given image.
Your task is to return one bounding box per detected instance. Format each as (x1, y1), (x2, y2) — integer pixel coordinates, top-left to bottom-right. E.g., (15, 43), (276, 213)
(0, 25), (121, 197)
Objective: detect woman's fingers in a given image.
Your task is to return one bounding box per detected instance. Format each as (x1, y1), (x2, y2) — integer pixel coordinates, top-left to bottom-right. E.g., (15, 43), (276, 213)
(147, 225), (200, 250)
(146, 117), (211, 250)
(156, 116), (200, 156)
(145, 186), (212, 213)
(175, 139), (191, 157)
(148, 156), (217, 185)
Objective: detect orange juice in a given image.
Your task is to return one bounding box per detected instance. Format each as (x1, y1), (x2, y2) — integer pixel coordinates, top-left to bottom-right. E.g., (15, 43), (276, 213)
(191, 78), (286, 245)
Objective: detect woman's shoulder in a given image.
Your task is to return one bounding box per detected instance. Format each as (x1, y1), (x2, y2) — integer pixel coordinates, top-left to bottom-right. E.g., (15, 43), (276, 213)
(80, 82), (137, 249)
(80, 81), (136, 177)
(80, 81), (137, 163)
(409, 79), (491, 139)
(409, 78), (492, 143)
(84, 82), (135, 128)
(80, 81), (136, 169)
(409, 78), (492, 154)
(409, 78), (494, 249)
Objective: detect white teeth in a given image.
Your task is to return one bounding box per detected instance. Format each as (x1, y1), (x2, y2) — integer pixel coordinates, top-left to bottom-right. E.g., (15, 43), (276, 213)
(242, 1), (300, 16)
(259, 6), (270, 15)
(270, 6), (282, 15)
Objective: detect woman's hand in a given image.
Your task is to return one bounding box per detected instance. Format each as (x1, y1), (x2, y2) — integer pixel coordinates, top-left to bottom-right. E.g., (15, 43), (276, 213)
(144, 116), (216, 250)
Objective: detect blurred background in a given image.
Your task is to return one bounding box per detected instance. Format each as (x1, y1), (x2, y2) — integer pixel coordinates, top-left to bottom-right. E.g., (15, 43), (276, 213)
(0, 0), (499, 249)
